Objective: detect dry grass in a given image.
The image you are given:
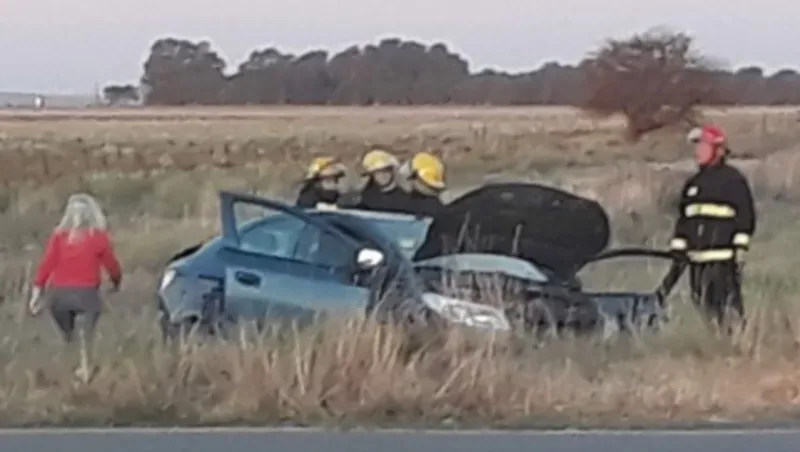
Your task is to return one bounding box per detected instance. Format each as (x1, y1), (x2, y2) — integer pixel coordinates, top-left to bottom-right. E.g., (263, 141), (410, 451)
(4, 283), (800, 428)
(4, 313), (800, 428)
(1, 106), (800, 427)
(1, 106), (799, 186)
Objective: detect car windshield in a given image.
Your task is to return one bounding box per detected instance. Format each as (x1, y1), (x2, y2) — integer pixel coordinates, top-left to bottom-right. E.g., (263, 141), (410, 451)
(335, 209), (432, 258)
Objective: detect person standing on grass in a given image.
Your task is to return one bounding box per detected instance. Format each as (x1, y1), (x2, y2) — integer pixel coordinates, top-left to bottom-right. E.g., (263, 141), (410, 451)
(29, 193), (122, 380)
(668, 125), (756, 334)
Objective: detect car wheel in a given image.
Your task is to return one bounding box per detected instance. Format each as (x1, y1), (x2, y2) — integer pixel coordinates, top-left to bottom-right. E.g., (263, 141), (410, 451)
(598, 314), (621, 341)
(158, 306), (179, 342)
(158, 310), (228, 344)
(159, 313), (199, 342)
(160, 319), (187, 342)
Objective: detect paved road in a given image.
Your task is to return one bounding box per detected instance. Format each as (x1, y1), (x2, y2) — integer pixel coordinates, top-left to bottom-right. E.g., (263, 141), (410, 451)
(2, 427), (800, 452)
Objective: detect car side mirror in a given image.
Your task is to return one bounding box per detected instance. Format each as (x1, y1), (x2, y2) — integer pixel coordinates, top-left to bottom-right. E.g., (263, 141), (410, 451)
(356, 248), (385, 269)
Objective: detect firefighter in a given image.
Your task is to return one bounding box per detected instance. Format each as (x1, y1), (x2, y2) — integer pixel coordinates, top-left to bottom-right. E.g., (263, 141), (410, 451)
(402, 151), (447, 218)
(355, 148), (411, 212)
(669, 125), (756, 333)
(295, 156), (348, 210)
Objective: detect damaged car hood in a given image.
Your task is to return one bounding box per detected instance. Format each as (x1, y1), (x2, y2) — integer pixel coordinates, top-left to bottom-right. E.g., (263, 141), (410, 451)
(413, 182), (611, 280)
(414, 252), (550, 283)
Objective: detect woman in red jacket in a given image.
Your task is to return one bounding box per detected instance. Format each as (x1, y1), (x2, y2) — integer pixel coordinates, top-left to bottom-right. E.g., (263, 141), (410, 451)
(30, 193), (122, 347)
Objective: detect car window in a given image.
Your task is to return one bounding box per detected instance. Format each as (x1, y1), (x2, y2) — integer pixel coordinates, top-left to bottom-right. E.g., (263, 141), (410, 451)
(233, 200), (356, 269)
(335, 209), (432, 258)
(293, 223), (355, 268)
(367, 217), (430, 255)
(239, 216), (301, 258)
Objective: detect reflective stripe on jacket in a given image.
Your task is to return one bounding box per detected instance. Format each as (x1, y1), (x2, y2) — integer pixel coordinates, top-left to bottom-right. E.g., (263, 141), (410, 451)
(669, 161), (756, 262)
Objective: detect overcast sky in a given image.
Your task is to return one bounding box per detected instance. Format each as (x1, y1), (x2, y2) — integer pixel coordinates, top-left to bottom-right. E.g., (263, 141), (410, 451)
(2, 0), (797, 94)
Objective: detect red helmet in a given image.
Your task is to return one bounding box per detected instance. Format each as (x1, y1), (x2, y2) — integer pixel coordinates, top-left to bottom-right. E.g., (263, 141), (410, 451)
(687, 125), (726, 146)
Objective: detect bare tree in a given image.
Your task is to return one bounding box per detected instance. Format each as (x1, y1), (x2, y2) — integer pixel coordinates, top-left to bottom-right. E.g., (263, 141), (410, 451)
(580, 27), (723, 140)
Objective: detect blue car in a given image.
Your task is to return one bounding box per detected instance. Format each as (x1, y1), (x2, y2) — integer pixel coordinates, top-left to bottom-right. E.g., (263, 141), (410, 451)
(157, 184), (682, 340)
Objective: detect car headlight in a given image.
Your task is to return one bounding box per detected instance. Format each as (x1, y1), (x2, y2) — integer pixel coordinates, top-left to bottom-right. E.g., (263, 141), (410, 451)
(420, 292), (511, 332)
(160, 269), (177, 291)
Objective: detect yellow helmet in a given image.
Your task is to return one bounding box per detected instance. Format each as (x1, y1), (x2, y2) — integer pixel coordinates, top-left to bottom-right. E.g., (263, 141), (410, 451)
(409, 152), (445, 190)
(305, 156), (346, 180)
(361, 149), (399, 174)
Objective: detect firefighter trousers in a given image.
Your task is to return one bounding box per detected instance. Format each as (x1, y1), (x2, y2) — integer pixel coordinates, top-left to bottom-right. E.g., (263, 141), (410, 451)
(689, 260), (744, 331)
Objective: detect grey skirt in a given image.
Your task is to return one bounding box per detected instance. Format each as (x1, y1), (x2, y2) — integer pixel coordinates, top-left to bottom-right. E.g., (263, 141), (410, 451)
(46, 287), (103, 315)
(45, 287), (103, 342)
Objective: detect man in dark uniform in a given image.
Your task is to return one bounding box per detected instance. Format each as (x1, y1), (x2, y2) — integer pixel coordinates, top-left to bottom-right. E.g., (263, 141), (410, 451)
(355, 148), (411, 213)
(669, 125), (756, 332)
(295, 156), (347, 210)
(401, 151), (447, 218)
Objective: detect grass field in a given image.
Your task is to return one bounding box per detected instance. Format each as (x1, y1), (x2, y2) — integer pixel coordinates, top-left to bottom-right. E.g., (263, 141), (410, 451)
(1, 105), (800, 427)
(1, 105), (799, 185)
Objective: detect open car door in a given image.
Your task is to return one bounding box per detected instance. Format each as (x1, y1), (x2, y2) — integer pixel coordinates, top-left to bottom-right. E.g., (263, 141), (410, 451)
(565, 247), (686, 333)
(577, 247), (687, 305)
(413, 182), (611, 280)
(218, 191), (372, 326)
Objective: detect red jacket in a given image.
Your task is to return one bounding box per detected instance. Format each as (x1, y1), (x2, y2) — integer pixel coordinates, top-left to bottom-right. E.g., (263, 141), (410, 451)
(33, 229), (122, 289)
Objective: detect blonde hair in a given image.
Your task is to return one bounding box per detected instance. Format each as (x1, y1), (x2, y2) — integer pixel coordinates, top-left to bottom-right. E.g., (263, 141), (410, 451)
(55, 193), (108, 240)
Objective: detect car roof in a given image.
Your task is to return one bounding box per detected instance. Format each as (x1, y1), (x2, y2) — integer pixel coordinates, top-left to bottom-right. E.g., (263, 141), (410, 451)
(308, 207), (430, 222)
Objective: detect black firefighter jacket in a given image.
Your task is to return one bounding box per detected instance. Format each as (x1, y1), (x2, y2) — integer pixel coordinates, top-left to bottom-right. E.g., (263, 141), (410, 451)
(670, 161), (757, 263)
(295, 183), (341, 209)
(407, 190), (445, 219)
(355, 181), (412, 213)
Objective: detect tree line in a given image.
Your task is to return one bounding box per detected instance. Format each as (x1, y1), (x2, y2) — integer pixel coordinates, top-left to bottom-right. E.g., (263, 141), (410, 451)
(107, 29), (800, 109)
